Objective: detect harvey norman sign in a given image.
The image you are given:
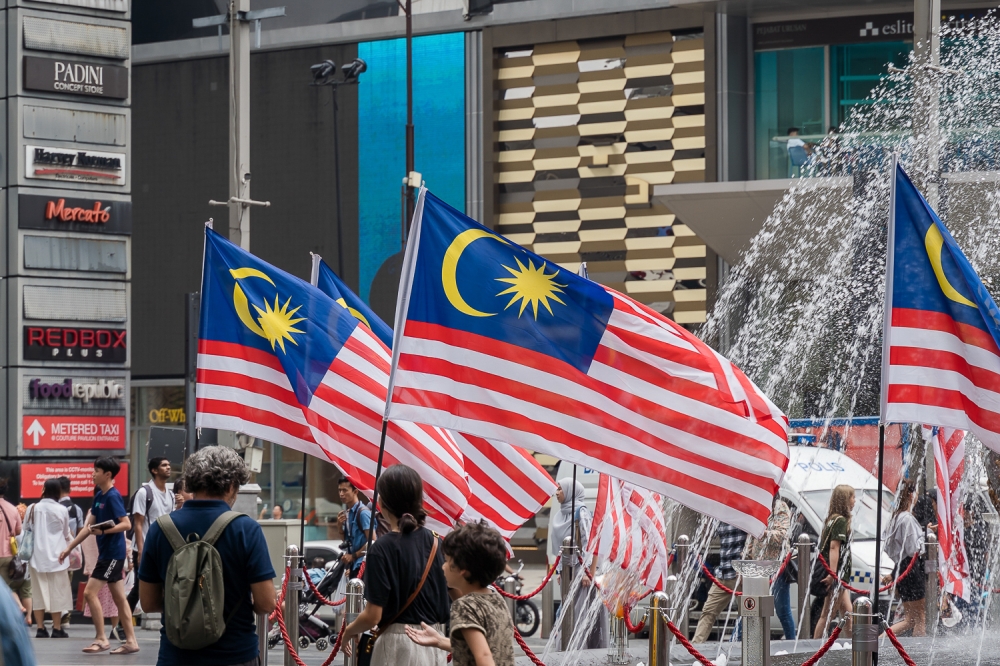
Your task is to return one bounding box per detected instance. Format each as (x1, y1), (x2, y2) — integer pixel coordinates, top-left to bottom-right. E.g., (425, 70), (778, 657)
(26, 145), (125, 186)
(24, 56), (128, 100)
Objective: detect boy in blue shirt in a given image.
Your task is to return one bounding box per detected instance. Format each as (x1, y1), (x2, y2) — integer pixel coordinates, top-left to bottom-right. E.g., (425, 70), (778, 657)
(60, 457), (139, 655)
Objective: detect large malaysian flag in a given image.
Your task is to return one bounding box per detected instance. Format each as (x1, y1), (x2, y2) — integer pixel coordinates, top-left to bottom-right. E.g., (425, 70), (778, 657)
(881, 164), (1000, 453)
(386, 190), (789, 535)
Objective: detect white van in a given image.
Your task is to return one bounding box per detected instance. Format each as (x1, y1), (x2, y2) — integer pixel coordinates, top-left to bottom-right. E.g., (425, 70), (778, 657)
(781, 445), (895, 601)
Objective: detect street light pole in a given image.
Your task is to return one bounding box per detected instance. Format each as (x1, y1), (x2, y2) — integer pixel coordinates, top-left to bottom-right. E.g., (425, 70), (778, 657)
(405, 0), (415, 229)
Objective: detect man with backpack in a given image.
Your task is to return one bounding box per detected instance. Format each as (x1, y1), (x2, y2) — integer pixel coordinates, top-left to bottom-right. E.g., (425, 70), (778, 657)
(139, 446), (275, 666)
(336, 477), (371, 578)
(59, 457), (139, 655)
(125, 458), (174, 613)
(57, 477), (84, 538)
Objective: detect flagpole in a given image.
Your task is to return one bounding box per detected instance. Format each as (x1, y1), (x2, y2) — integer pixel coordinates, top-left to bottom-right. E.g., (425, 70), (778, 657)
(571, 262), (589, 552)
(873, 156), (898, 665)
(363, 188), (428, 560)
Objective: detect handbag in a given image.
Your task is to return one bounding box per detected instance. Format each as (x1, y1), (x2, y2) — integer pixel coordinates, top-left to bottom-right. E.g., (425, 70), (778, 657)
(1, 504), (26, 582)
(68, 546), (84, 571)
(809, 519), (838, 597)
(357, 534), (439, 666)
(16, 506), (34, 563)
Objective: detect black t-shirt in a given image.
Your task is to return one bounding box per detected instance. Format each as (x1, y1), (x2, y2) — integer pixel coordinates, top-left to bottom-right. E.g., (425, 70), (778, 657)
(364, 527), (450, 627)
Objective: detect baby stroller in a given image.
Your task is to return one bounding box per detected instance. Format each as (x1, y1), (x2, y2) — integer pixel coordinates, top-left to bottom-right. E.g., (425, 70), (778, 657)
(269, 559), (347, 652)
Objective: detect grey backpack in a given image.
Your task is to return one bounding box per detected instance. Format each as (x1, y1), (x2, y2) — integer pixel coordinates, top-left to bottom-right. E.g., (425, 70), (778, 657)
(156, 511), (241, 650)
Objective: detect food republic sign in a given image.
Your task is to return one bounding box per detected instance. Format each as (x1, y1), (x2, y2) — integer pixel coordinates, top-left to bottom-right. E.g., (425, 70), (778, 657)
(29, 378), (123, 403)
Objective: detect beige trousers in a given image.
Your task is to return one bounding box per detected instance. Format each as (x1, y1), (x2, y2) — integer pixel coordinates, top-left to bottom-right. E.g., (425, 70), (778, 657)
(692, 577), (742, 643)
(371, 623), (447, 666)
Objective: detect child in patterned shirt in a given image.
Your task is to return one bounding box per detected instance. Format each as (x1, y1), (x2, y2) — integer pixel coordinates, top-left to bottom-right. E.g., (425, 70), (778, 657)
(405, 521), (514, 666)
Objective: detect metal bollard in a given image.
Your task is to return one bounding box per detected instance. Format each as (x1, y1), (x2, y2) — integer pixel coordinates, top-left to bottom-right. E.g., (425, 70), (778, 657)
(647, 590), (671, 666)
(796, 534), (812, 640)
(256, 612), (269, 666)
(284, 545), (302, 666)
(673, 536), (690, 638)
(925, 532), (940, 631)
(541, 572), (554, 639)
(344, 578), (365, 666)
(504, 575), (518, 626)
(608, 613), (630, 664)
(735, 560), (776, 666)
(851, 596), (876, 666)
(559, 535), (578, 651)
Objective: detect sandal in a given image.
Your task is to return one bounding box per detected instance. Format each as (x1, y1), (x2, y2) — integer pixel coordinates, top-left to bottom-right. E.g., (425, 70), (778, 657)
(110, 645), (139, 655)
(82, 642), (111, 653)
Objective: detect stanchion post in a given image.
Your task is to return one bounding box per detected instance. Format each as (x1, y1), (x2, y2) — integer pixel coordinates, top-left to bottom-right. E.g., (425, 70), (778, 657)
(344, 578), (365, 666)
(559, 536), (578, 651)
(673, 536), (690, 638)
(925, 532), (939, 630)
(541, 572), (554, 639)
(257, 612), (269, 666)
(284, 545), (302, 666)
(608, 614), (629, 664)
(647, 590), (671, 666)
(796, 534), (812, 640)
(504, 575), (517, 626)
(735, 560), (776, 666)
(851, 596), (875, 666)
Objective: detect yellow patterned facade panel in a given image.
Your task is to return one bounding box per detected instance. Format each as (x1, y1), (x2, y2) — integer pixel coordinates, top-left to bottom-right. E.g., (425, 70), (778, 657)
(494, 29), (707, 323)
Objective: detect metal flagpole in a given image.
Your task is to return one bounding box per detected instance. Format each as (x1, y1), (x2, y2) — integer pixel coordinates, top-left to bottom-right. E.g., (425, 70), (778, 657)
(571, 262), (589, 550)
(300, 458), (307, 549)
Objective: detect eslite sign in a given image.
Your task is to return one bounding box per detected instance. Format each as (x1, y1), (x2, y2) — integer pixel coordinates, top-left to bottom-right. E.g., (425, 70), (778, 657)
(29, 378), (124, 402)
(24, 56), (128, 100)
(19, 194), (132, 235)
(24, 326), (127, 363)
(26, 145), (126, 186)
(22, 416), (125, 449)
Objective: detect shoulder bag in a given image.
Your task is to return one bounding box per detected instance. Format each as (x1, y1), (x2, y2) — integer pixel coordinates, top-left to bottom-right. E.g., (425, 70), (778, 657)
(16, 506), (34, 563)
(357, 533), (439, 666)
(1, 504), (26, 582)
(809, 517), (840, 597)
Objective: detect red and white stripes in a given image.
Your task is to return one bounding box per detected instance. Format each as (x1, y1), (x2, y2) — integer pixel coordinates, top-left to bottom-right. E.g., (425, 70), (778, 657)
(926, 426), (970, 600)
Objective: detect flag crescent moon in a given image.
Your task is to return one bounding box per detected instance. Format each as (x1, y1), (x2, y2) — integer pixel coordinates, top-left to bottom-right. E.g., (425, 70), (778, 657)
(442, 229), (498, 317)
(230, 267), (275, 337)
(924, 225), (977, 308)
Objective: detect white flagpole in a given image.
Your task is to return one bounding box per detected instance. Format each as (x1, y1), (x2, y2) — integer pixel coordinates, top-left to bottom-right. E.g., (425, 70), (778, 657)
(309, 251), (322, 287)
(879, 155), (899, 422)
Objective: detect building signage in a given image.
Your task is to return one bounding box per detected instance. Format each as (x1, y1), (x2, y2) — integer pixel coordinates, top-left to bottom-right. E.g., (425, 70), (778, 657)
(24, 326), (127, 363)
(26, 145), (125, 186)
(19, 194), (132, 235)
(22, 415), (125, 449)
(28, 0), (128, 13)
(753, 9), (992, 49)
(29, 377), (124, 402)
(20, 462), (129, 499)
(24, 56), (128, 100)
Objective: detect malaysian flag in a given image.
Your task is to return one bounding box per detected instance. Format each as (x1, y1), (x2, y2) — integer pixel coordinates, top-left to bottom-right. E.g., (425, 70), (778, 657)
(313, 256), (556, 539)
(588, 474), (670, 591)
(387, 191), (790, 535)
(881, 163), (1000, 453)
(195, 228), (469, 532)
(924, 426), (970, 600)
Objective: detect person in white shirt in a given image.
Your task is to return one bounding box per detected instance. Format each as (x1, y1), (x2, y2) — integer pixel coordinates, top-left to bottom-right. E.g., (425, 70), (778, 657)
(883, 481), (926, 636)
(125, 458), (173, 613)
(27, 479), (73, 638)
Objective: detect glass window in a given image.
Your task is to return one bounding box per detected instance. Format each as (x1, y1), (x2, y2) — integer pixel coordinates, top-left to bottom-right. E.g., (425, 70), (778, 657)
(829, 41), (910, 127)
(754, 47), (826, 179)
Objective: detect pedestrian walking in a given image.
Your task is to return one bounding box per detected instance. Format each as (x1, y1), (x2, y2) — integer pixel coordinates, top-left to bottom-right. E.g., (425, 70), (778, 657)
(883, 481), (926, 636)
(342, 464), (450, 666)
(138, 445), (275, 666)
(693, 522), (746, 643)
(743, 494), (795, 639)
(126, 457), (174, 613)
(56, 478), (84, 538)
(27, 479), (73, 638)
(337, 477), (372, 578)
(12, 502), (32, 623)
(550, 478), (606, 649)
(812, 484), (855, 639)
(59, 458), (139, 655)
(0, 478), (23, 588)
(405, 521), (515, 666)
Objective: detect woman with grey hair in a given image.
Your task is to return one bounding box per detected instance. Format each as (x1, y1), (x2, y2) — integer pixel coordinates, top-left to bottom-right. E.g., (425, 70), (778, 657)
(138, 446), (276, 666)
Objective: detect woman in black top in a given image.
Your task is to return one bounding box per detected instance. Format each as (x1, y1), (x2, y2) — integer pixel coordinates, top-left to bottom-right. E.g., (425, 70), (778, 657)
(342, 465), (449, 666)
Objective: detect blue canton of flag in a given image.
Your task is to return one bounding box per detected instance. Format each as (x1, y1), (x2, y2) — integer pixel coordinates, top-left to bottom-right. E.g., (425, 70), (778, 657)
(387, 190), (790, 535)
(881, 163), (1000, 452)
(314, 257), (393, 348)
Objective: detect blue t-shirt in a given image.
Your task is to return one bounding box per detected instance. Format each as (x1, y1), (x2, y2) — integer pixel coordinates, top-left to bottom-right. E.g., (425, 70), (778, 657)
(138, 500), (275, 666)
(345, 502), (372, 572)
(92, 487), (127, 561)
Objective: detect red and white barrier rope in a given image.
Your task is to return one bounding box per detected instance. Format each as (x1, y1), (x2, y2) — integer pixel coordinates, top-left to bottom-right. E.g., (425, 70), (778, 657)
(492, 557), (560, 600)
(816, 552), (919, 595)
(881, 622), (918, 666)
(304, 572), (347, 607)
(514, 626), (545, 666)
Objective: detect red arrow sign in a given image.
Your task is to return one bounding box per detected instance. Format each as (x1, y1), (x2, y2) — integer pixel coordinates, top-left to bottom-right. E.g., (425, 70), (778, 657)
(22, 416), (125, 449)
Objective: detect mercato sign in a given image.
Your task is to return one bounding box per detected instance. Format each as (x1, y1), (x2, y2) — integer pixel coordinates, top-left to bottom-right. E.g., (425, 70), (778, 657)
(19, 194), (132, 235)
(24, 326), (126, 363)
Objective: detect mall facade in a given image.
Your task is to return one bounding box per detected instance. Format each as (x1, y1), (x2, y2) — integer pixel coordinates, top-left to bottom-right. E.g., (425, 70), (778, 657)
(2, 0), (990, 528)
